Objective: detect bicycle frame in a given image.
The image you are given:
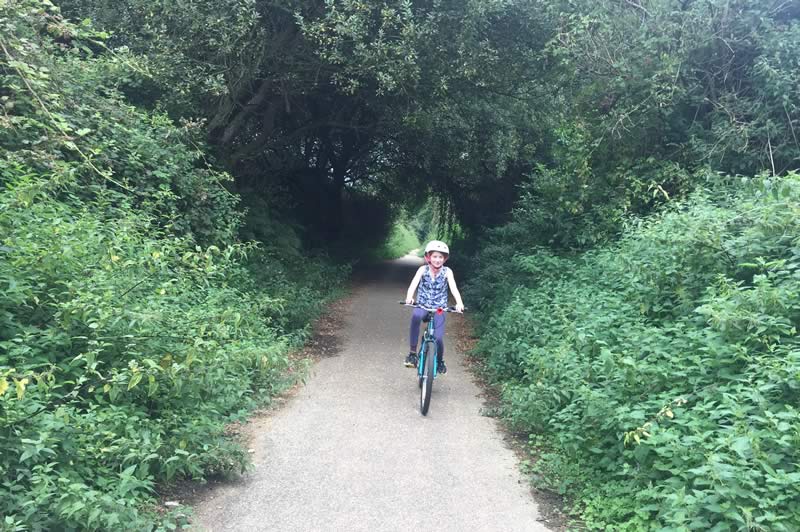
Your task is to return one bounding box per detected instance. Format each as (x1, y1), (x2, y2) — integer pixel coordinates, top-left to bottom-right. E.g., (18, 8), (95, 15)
(417, 310), (441, 380)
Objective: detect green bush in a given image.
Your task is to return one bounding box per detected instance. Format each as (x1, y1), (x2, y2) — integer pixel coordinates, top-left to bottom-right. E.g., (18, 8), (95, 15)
(0, 2), (348, 529)
(471, 173), (800, 530)
(0, 176), (297, 529)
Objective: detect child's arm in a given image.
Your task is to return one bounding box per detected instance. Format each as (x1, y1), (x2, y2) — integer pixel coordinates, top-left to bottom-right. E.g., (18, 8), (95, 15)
(405, 266), (425, 304)
(446, 269), (465, 312)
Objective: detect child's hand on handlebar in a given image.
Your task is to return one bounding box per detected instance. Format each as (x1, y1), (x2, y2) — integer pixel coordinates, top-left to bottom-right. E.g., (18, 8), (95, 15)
(405, 297), (414, 305)
(454, 304), (465, 313)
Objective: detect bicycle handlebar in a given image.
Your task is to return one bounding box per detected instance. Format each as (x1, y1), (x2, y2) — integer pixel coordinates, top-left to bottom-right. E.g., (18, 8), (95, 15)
(398, 302), (466, 313)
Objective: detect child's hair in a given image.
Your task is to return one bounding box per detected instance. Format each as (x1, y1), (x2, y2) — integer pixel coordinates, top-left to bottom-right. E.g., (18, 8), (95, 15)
(424, 254), (447, 265)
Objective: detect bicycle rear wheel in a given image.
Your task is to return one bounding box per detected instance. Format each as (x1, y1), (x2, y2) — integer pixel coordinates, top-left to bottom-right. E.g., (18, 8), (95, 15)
(420, 341), (435, 415)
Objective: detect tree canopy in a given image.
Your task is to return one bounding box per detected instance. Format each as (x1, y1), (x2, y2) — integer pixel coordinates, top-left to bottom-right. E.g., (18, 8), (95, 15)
(53, 0), (800, 245)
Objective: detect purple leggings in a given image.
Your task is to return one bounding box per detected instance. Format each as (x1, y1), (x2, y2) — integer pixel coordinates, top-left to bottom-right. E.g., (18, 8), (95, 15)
(409, 307), (446, 359)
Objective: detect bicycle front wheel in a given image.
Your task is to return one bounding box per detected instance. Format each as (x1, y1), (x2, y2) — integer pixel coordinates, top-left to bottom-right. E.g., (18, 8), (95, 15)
(420, 341), (435, 415)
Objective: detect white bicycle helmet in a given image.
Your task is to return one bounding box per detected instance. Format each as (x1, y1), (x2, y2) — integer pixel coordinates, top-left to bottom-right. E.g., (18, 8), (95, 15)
(424, 240), (450, 255)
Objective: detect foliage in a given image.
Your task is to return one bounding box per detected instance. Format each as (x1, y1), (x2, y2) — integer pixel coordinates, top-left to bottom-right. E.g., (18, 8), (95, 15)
(1, 0), (242, 246)
(49, 0), (800, 247)
(372, 221), (420, 260)
(503, 0), (800, 248)
(470, 173), (800, 529)
(303, 0), (800, 242)
(56, 0), (265, 115)
(0, 181), (291, 529)
(7, 0), (800, 528)
(0, 2), (347, 529)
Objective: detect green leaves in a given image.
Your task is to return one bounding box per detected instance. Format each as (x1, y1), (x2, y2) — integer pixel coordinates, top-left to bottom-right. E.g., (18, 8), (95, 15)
(0, 166), (344, 529)
(470, 173), (800, 529)
(0, 173), (338, 528)
(1, 0), (242, 246)
(0, 2), (347, 530)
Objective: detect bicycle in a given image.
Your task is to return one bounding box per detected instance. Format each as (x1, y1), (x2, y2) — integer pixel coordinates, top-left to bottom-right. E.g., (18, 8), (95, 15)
(400, 302), (463, 416)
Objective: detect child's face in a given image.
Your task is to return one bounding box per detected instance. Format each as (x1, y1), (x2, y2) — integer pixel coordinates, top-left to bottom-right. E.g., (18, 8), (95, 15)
(428, 251), (447, 268)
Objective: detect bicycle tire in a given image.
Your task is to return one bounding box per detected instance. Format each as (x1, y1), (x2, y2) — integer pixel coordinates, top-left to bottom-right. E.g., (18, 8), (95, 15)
(420, 341), (435, 415)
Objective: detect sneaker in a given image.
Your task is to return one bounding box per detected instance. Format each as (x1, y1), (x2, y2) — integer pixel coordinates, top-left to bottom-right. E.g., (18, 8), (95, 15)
(404, 352), (418, 367)
(437, 358), (447, 374)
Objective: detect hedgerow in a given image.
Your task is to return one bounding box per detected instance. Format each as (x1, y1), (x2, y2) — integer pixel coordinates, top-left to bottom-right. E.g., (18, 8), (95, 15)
(1, 2), (346, 529)
(0, 181), (294, 529)
(470, 174), (800, 530)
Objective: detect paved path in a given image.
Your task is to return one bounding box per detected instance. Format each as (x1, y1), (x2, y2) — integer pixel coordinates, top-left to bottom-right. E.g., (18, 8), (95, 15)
(193, 255), (547, 531)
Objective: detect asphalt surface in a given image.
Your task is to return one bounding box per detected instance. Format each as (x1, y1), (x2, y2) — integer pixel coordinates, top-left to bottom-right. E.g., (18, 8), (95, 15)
(193, 254), (547, 531)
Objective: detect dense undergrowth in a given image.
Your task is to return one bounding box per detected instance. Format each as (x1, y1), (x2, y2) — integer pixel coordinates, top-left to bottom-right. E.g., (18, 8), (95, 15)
(468, 174), (800, 530)
(0, 2), (346, 529)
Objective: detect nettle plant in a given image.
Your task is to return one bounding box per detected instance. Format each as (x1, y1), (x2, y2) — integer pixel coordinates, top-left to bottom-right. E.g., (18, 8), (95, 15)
(473, 173), (800, 530)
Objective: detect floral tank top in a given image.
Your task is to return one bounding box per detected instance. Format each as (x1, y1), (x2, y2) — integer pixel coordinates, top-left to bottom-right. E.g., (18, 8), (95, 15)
(417, 266), (449, 308)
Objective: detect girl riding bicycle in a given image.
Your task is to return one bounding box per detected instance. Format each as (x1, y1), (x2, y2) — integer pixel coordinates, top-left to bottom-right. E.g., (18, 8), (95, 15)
(404, 240), (465, 374)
